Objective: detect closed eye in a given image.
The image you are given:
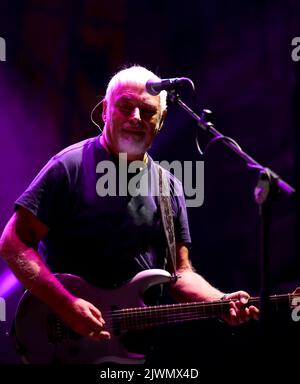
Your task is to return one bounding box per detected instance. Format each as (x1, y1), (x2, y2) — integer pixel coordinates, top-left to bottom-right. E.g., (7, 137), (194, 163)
(119, 105), (132, 114)
(141, 109), (156, 117)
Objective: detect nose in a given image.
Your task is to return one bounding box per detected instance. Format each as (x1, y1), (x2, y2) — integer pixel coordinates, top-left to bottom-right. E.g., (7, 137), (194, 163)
(129, 107), (141, 122)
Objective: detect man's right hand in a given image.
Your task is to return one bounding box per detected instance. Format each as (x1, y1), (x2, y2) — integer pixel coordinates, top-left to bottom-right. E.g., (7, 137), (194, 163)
(59, 298), (111, 341)
(0, 209), (111, 342)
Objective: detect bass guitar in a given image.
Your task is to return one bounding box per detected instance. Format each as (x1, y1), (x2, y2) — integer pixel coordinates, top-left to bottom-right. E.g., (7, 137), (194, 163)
(13, 269), (299, 364)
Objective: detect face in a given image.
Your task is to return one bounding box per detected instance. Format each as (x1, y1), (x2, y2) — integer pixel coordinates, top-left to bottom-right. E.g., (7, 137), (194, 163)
(102, 82), (165, 160)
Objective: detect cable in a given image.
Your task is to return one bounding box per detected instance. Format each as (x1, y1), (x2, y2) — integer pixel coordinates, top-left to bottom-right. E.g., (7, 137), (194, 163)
(90, 98), (104, 132)
(202, 135), (242, 156)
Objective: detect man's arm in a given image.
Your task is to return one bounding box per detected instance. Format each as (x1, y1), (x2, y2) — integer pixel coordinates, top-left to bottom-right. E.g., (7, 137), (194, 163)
(168, 244), (224, 302)
(0, 207), (110, 339)
(168, 244), (259, 325)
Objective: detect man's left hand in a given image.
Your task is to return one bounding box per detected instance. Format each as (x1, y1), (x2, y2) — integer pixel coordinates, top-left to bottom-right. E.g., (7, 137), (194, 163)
(221, 291), (259, 325)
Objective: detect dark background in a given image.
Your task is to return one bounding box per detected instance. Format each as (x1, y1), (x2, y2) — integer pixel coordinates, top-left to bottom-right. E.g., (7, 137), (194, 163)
(0, 0), (299, 372)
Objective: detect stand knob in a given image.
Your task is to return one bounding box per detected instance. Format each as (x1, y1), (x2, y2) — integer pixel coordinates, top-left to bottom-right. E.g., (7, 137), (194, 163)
(201, 109), (213, 124)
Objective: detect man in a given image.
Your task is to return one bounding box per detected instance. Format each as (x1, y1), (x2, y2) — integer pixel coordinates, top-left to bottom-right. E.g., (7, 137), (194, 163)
(0, 65), (258, 355)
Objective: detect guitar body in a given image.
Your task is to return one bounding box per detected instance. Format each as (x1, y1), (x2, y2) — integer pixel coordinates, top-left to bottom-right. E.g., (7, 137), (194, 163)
(13, 269), (173, 364)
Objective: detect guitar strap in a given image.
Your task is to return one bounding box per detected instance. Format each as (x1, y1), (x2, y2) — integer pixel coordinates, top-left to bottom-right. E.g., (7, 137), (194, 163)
(157, 165), (178, 282)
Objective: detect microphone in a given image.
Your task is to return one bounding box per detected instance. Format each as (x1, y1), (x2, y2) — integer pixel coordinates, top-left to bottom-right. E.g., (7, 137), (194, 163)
(145, 77), (193, 96)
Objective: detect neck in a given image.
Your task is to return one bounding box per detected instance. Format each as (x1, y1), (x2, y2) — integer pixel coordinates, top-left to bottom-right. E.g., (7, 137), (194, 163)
(99, 134), (148, 164)
(99, 134), (111, 154)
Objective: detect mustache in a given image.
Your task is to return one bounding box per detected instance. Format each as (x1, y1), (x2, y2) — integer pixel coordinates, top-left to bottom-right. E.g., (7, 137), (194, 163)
(122, 122), (144, 131)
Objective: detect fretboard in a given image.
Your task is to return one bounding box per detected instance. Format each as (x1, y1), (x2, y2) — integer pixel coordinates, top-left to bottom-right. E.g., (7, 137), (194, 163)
(112, 293), (295, 331)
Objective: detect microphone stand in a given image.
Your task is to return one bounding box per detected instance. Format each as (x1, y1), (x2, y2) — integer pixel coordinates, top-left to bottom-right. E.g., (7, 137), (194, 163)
(167, 90), (296, 334)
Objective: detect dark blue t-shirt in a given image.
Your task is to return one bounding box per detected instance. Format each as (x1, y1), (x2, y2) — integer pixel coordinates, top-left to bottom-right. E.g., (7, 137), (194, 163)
(15, 136), (191, 288)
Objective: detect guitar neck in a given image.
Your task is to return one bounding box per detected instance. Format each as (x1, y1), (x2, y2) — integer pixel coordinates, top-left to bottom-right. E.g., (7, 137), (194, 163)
(114, 293), (294, 331)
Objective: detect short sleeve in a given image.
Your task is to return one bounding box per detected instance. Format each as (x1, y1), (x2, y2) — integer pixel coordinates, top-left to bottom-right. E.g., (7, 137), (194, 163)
(14, 158), (70, 228)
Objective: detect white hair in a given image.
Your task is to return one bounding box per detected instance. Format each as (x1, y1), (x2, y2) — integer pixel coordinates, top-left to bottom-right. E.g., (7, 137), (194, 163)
(105, 65), (167, 112)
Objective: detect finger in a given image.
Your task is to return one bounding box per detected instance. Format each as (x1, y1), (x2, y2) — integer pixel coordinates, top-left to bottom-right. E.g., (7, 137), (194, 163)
(89, 304), (102, 318)
(235, 300), (249, 317)
(230, 300), (240, 313)
(229, 307), (239, 325)
(236, 304), (250, 323)
(221, 311), (241, 326)
(87, 314), (105, 330)
(230, 302), (249, 324)
(249, 306), (260, 320)
(88, 330), (111, 340)
(237, 291), (250, 304)
(90, 306), (105, 323)
(236, 304), (250, 317)
(98, 331), (111, 340)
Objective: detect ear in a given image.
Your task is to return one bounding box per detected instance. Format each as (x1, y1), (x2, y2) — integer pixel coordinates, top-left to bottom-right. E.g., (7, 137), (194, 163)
(157, 109), (167, 132)
(102, 99), (108, 123)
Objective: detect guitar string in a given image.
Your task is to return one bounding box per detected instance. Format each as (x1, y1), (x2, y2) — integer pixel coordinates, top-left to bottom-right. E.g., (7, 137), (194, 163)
(101, 303), (290, 332)
(103, 294), (291, 320)
(107, 305), (229, 322)
(100, 313), (229, 332)
(99, 295), (292, 331)
(102, 302), (229, 325)
(106, 308), (288, 323)
(100, 307), (229, 332)
(61, 295), (293, 335)
(53, 294), (295, 336)
(101, 315), (221, 332)
(50, 294), (299, 331)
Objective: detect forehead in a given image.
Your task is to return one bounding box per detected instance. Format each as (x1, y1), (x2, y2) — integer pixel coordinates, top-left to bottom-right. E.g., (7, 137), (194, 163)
(110, 81), (161, 109)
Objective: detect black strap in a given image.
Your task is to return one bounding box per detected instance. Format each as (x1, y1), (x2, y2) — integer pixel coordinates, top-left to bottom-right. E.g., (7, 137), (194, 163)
(158, 166), (178, 281)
